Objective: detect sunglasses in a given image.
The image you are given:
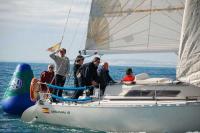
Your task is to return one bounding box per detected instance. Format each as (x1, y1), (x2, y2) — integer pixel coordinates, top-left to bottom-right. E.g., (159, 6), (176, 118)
(96, 61), (100, 64)
(76, 58), (84, 62)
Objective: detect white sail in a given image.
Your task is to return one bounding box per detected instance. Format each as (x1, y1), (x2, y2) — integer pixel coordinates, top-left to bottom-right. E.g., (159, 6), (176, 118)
(177, 0), (200, 87)
(85, 0), (185, 54)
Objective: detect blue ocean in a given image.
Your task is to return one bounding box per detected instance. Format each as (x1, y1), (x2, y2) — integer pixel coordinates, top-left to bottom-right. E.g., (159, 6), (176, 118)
(0, 62), (176, 133)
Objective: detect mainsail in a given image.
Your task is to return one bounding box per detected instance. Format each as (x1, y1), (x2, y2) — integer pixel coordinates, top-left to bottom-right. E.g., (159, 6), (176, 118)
(85, 0), (185, 54)
(177, 0), (200, 87)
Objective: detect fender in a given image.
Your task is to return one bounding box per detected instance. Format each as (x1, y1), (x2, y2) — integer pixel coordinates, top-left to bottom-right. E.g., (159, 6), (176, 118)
(30, 78), (39, 102)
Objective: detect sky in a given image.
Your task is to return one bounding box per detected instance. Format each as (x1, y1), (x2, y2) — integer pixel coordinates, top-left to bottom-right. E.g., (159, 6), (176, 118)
(0, 0), (178, 67)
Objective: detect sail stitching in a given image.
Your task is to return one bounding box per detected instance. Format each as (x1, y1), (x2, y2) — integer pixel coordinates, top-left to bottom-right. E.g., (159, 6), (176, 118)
(92, 0), (132, 38)
(94, 0), (146, 38)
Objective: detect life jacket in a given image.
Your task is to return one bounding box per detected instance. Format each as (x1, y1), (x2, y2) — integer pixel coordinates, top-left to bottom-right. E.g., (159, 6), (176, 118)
(122, 75), (135, 82)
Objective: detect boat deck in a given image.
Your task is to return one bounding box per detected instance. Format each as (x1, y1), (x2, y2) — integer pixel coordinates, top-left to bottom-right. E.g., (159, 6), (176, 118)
(44, 97), (200, 108)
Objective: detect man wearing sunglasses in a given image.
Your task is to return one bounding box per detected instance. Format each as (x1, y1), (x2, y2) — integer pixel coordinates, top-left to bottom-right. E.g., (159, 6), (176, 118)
(73, 57), (100, 99)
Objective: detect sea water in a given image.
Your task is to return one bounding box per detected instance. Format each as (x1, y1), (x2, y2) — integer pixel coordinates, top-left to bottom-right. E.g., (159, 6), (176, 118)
(0, 62), (176, 133)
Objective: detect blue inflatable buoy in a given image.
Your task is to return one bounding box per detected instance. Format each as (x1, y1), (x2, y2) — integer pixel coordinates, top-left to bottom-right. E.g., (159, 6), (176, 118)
(1, 63), (36, 115)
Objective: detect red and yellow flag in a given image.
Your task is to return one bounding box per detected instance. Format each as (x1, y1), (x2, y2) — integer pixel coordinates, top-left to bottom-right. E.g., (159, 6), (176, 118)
(47, 42), (61, 52)
(41, 107), (50, 113)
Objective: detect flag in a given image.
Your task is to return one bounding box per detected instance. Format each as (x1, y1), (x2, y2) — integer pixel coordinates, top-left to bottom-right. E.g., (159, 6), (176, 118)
(41, 107), (50, 113)
(47, 42), (61, 52)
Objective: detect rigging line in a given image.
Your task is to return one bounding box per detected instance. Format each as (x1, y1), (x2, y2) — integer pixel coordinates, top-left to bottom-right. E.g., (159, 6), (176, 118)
(65, 0), (82, 86)
(78, 29), (87, 51)
(98, 16), (108, 27)
(66, 0), (81, 50)
(111, 43), (147, 47)
(109, 0), (145, 27)
(179, 0), (185, 7)
(152, 21), (180, 34)
(176, 7), (184, 18)
(88, 0), (96, 40)
(106, 14), (149, 40)
(48, 1), (73, 85)
(94, 18), (100, 35)
(91, 0), (131, 39)
(60, 4), (72, 44)
(89, 0), (128, 42)
(79, 0), (93, 52)
(149, 35), (180, 42)
(147, 0), (152, 48)
(154, 0), (183, 26)
(98, 29), (179, 49)
(68, 0), (90, 52)
(98, 2), (184, 38)
(166, 0), (183, 18)
(78, 0), (90, 50)
(96, 14), (149, 47)
(92, 6), (184, 45)
(96, 28), (148, 44)
(105, 7), (184, 14)
(161, 11), (182, 26)
(88, 21), (94, 41)
(106, 0), (131, 25)
(102, 42), (178, 49)
(99, 43), (148, 49)
(95, 28), (149, 47)
(93, 0), (146, 38)
(95, 14), (149, 47)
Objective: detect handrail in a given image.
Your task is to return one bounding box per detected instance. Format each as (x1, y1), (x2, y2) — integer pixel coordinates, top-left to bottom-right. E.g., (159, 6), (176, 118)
(51, 94), (92, 102)
(47, 84), (92, 91)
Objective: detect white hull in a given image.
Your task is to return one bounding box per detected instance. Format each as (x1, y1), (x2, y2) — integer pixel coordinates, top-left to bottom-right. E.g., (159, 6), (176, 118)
(22, 99), (200, 132)
(22, 83), (200, 132)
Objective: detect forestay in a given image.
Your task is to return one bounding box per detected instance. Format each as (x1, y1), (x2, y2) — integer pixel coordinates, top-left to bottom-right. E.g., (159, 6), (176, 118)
(177, 0), (200, 87)
(84, 0), (185, 54)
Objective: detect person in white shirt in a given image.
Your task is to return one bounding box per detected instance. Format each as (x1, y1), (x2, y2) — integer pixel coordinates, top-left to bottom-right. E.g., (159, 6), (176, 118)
(49, 48), (70, 102)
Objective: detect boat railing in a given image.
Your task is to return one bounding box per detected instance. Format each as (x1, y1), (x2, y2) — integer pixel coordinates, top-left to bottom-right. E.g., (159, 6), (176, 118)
(37, 84), (95, 103)
(37, 83), (200, 104)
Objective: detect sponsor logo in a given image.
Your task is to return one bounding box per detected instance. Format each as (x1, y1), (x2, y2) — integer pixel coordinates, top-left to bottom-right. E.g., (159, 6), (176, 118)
(11, 77), (23, 89)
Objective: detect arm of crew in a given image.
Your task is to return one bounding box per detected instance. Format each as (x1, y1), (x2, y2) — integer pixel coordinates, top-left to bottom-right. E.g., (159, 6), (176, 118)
(49, 51), (58, 60)
(40, 71), (46, 83)
(108, 73), (115, 83)
(66, 57), (70, 76)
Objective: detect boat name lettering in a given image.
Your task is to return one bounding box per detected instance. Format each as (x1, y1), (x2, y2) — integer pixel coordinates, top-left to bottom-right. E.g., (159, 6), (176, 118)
(51, 110), (66, 114)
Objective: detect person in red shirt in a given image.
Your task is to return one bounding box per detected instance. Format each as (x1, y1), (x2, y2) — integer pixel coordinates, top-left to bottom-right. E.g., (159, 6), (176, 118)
(122, 68), (135, 84)
(39, 64), (55, 93)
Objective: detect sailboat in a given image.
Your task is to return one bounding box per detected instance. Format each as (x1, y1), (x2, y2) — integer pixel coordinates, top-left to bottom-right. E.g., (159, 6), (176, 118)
(21, 0), (200, 132)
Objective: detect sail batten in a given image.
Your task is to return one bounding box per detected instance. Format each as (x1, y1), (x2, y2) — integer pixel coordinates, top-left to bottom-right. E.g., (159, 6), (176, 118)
(105, 6), (184, 15)
(85, 0), (185, 53)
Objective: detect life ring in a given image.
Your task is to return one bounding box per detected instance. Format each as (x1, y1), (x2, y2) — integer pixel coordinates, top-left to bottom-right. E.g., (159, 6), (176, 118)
(30, 78), (40, 102)
(42, 87), (50, 100)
